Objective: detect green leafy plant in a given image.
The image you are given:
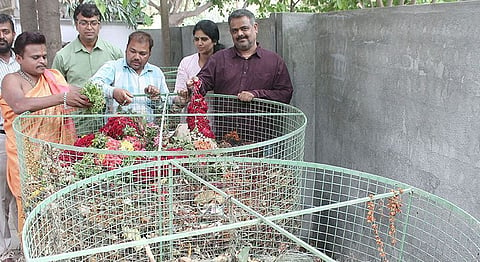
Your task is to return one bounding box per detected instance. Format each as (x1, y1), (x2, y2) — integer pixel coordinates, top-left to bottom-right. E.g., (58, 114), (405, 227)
(81, 81), (106, 114)
(72, 153), (103, 180)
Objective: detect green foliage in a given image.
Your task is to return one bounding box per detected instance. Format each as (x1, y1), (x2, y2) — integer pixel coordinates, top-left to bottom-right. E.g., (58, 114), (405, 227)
(81, 81), (106, 114)
(123, 125), (138, 137)
(61, 0), (152, 28)
(72, 153), (103, 180)
(248, 0), (349, 18)
(92, 133), (108, 149)
(144, 123), (161, 151)
(248, 0), (453, 18)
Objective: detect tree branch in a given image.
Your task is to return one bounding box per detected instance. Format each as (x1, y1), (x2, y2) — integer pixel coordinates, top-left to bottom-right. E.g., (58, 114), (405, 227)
(169, 2), (213, 26)
(148, 0), (160, 10)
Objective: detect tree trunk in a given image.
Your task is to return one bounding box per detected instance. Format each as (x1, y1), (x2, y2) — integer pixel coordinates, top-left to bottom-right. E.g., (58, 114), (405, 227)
(19, 0), (38, 31)
(37, 0), (62, 67)
(160, 0), (171, 66)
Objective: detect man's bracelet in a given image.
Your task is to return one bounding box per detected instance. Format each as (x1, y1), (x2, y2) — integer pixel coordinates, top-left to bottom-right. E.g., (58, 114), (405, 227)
(63, 92), (68, 108)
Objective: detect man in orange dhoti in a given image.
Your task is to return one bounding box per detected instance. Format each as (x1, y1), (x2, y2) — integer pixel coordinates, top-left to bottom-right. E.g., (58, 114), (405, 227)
(0, 31), (91, 233)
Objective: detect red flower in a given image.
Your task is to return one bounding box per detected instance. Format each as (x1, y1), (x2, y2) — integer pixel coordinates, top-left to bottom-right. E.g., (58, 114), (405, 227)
(60, 134), (95, 166)
(133, 157), (160, 183)
(100, 116), (139, 140)
(74, 133), (96, 147)
(157, 147), (189, 176)
(58, 150), (84, 166)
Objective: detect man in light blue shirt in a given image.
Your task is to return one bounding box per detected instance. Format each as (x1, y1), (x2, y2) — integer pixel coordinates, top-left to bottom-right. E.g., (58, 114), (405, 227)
(90, 31), (168, 114)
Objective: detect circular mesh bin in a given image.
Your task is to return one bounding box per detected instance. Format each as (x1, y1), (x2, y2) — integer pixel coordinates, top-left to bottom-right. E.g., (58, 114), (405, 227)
(14, 94), (306, 214)
(23, 158), (479, 262)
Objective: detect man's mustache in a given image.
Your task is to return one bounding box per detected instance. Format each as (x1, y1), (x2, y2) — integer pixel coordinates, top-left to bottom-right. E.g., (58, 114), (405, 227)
(236, 36), (247, 41)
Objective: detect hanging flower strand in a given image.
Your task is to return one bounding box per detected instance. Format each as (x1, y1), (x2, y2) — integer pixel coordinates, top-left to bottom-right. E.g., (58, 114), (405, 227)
(366, 188), (404, 262)
(186, 78), (215, 139)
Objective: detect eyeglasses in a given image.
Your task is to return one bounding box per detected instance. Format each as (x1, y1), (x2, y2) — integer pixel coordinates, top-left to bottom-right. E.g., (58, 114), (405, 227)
(77, 20), (100, 27)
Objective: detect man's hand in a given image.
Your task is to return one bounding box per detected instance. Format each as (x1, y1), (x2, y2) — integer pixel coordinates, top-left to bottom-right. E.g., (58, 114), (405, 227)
(66, 86), (92, 108)
(144, 85), (160, 100)
(238, 91), (254, 102)
(175, 89), (189, 106)
(113, 88), (133, 106)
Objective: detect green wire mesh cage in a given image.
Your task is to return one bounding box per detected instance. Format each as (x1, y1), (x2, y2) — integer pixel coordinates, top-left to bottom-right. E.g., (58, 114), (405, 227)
(14, 94), (306, 214)
(22, 157), (480, 262)
(160, 66), (178, 92)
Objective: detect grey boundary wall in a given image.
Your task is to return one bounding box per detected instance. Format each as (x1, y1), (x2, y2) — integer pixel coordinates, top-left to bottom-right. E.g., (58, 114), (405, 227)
(282, 1), (480, 220)
(147, 2), (479, 220)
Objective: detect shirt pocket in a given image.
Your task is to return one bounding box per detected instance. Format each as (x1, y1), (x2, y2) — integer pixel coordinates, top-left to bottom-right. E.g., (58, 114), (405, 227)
(251, 71), (274, 89)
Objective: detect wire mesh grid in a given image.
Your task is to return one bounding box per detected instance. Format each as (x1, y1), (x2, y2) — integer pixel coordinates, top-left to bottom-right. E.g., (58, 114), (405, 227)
(160, 66), (178, 92)
(23, 158), (479, 262)
(13, 94), (306, 215)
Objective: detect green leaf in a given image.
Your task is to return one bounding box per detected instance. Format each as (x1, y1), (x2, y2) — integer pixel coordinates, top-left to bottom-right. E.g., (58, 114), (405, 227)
(73, 153), (103, 180)
(143, 15), (153, 26)
(94, 0), (107, 16)
(81, 81), (106, 114)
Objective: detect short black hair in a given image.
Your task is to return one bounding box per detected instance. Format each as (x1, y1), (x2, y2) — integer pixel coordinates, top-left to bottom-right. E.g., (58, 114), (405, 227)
(228, 9), (256, 25)
(74, 3), (102, 21)
(127, 31), (154, 52)
(0, 14), (14, 33)
(14, 31), (46, 56)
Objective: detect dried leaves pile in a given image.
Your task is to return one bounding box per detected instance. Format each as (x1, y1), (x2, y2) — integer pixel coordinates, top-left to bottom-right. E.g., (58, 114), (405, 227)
(26, 160), (305, 261)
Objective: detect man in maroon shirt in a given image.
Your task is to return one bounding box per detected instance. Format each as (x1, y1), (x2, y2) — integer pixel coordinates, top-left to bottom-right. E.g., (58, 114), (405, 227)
(187, 9), (293, 104)
(178, 9), (293, 142)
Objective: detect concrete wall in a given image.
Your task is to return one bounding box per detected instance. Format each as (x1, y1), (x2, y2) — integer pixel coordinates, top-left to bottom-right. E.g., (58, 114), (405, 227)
(279, 2), (480, 219)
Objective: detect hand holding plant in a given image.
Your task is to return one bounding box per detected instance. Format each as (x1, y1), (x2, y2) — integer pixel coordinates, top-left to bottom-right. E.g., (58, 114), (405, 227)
(81, 81), (106, 114)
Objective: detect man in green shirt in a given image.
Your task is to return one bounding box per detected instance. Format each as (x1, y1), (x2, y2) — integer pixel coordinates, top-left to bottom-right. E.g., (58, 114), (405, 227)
(52, 3), (123, 88)
(53, 3), (123, 134)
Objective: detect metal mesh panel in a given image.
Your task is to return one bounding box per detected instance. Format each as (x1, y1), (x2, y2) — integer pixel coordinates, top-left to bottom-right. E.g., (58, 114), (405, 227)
(14, 94), (306, 215)
(23, 158), (305, 261)
(160, 66), (178, 92)
(23, 158), (479, 262)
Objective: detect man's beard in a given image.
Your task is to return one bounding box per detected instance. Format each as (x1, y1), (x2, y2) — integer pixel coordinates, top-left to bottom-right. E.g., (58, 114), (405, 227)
(235, 37), (253, 51)
(0, 40), (12, 53)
